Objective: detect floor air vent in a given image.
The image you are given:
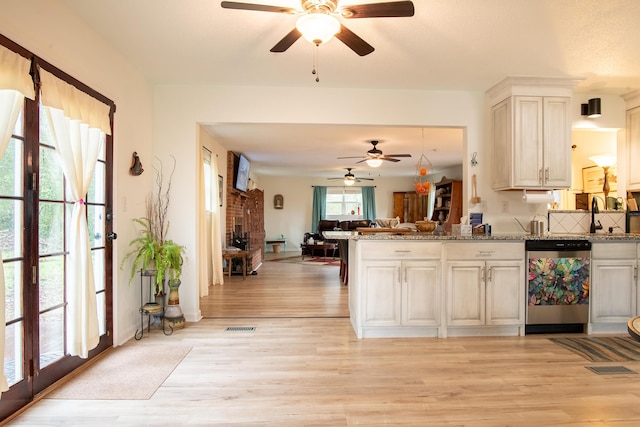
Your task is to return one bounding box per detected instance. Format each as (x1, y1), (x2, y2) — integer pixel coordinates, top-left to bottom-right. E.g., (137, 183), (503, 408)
(225, 326), (256, 332)
(586, 366), (637, 375)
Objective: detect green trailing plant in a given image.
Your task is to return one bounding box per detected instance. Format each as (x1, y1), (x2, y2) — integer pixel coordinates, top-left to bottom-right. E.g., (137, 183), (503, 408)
(121, 156), (185, 295)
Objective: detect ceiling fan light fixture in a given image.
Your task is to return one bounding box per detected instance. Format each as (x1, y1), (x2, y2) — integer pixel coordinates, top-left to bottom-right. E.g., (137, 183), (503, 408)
(344, 177), (355, 186)
(296, 13), (341, 45)
(366, 158), (383, 168)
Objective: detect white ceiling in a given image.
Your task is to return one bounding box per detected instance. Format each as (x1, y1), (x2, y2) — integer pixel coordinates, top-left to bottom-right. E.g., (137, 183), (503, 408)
(60, 0), (640, 178)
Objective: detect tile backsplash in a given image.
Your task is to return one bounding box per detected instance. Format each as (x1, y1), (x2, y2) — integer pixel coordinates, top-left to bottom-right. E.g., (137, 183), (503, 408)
(548, 210), (626, 234)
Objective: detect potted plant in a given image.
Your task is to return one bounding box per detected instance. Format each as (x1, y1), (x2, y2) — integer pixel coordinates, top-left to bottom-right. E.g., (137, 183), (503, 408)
(121, 156), (185, 297)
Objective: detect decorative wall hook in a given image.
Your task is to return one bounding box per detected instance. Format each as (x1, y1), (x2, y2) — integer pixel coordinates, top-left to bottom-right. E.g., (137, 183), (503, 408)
(471, 152), (478, 167)
(130, 152), (144, 176)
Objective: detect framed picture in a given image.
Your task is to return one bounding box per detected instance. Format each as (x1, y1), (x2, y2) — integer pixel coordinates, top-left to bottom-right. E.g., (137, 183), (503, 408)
(218, 175), (223, 207)
(582, 165), (617, 194)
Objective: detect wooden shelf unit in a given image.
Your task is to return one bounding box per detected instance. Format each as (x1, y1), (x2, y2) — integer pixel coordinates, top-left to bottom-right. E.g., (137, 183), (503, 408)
(430, 178), (462, 233)
(393, 191), (429, 223)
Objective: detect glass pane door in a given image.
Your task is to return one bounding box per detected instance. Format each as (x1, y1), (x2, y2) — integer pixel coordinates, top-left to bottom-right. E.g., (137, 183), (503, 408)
(37, 112), (67, 369)
(0, 97), (113, 419)
(1, 112), (26, 391)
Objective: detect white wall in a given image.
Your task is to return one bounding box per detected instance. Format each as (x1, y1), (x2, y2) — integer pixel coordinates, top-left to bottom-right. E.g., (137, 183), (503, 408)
(2, 0), (155, 345)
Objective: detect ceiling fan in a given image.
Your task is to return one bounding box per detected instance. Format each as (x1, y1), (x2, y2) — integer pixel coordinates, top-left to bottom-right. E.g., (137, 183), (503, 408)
(220, 1), (415, 56)
(328, 168), (374, 186)
(338, 140), (412, 167)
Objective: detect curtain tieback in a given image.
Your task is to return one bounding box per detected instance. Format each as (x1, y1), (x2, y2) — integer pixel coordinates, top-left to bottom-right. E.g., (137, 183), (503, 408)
(76, 198), (84, 205)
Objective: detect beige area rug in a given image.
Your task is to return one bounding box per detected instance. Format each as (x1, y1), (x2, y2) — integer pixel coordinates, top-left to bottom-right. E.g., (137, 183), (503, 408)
(550, 336), (640, 363)
(47, 344), (192, 400)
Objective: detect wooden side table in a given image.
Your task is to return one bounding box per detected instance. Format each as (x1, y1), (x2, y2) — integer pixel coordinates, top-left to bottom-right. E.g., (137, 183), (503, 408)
(222, 249), (250, 280)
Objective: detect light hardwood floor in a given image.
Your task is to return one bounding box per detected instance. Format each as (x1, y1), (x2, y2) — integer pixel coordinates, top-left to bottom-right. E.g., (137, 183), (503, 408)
(7, 252), (640, 426)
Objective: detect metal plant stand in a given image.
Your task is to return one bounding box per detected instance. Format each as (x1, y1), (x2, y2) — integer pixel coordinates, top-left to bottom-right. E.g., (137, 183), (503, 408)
(135, 270), (173, 340)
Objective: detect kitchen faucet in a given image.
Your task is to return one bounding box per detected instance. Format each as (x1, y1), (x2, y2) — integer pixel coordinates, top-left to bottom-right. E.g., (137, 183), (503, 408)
(590, 196), (603, 233)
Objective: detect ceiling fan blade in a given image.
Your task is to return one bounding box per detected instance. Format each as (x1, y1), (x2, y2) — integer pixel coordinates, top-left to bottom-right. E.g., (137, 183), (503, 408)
(221, 1), (297, 14)
(334, 24), (374, 56)
(270, 28), (302, 52)
(382, 157), (401, 162)
(358, 178), (375, 181)
(340, 1), (415, 18)
(383, 154), (412, 158)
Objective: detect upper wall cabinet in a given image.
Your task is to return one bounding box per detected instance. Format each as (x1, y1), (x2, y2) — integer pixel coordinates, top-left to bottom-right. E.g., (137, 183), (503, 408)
(624, 91), (640, 190)
(487, 77), (579, 191)
(628, 107), (640, 190)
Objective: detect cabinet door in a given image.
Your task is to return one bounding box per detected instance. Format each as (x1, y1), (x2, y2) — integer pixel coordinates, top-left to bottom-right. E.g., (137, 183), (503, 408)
(628, 107), (640, 189)
(591, 259), (637, 323)
(446, 261), (484, 326)
(491, 98), (511, 190)
(486, 261), (524, 325)
(513, 96), (544, 187)
(402, 261), (441, 326)
(542, 97), (571, 188)
(362, 261), (401, 326)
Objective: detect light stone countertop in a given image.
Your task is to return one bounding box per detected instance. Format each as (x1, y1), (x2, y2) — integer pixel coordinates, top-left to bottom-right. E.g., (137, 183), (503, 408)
(323, 231), (640, 242)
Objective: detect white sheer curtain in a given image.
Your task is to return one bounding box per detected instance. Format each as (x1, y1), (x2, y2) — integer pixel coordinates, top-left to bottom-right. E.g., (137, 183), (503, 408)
(0, 45), (36, 394)
(199, 148), (224, 298)
(40, 69), (110, 358)
(210, 154), (224, 286)
(199, 149), (214, 296)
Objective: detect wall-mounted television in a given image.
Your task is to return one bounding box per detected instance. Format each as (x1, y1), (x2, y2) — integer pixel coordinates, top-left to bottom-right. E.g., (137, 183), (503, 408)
(233, 153), (251, 192)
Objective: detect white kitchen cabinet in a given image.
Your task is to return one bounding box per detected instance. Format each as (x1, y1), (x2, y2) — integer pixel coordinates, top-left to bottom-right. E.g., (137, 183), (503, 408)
(445, 260), (524, 326)
(491, 95), (571, 190)
(362, 261), (441, 326)
(360, 260), (440, 327)
(361, 261), (401, 326)
(444, 242), (525, 336)
(486, 261), (526, 325)
(626, 106), (640, 190)
(446, 261), (484, 326)
(589, 242), (637, 334)
(351, 241), (442, 338)
(402, 261), (441, 326)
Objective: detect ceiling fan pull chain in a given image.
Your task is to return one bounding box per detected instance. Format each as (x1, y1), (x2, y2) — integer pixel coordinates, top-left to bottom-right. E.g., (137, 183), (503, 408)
(312, 44), (320, 82)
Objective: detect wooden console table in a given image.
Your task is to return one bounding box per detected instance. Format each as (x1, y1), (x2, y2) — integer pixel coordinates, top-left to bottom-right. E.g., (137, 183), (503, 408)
(301, 242), (337, 261)
(222, 249), (250, 280)
(264, 237), (287, 253)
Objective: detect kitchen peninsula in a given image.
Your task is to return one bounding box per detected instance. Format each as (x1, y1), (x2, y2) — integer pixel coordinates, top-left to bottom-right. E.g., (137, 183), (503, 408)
(325, 232), (640, 340)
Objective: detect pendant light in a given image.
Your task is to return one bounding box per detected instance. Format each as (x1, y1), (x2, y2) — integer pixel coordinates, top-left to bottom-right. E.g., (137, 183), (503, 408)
(414, 129), (432, 196)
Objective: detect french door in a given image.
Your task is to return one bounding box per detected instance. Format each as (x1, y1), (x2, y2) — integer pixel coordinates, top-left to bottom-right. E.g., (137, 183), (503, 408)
(0, 72), (114, 420)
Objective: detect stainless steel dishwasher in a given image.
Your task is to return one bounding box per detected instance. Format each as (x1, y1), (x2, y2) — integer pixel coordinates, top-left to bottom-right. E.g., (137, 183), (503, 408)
(525, 239), (592, 334)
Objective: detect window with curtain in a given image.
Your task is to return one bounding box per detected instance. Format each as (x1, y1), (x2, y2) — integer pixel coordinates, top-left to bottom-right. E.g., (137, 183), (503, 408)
(203, 149), (213, 212)
(326, 187), (363, 220)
